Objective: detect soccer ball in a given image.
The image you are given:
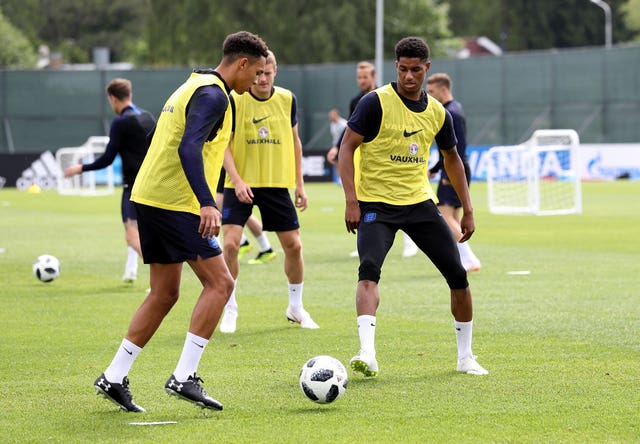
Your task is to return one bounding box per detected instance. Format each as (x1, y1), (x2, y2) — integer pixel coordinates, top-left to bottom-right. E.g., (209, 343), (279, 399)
(33, 254), (61, 282)
(299, 355), (348, 404)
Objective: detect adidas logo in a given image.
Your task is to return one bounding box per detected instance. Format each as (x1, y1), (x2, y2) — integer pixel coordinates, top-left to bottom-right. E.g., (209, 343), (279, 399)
(16, 151), (61, 191)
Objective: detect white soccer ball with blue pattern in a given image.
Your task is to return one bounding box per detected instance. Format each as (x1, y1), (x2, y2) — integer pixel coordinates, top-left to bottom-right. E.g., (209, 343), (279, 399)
(299, 355), (348, 404)
(33, 254), (60, 282)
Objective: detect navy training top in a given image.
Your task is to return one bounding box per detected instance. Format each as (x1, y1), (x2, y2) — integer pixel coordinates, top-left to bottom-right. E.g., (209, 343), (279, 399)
(82, 104), (156, 188)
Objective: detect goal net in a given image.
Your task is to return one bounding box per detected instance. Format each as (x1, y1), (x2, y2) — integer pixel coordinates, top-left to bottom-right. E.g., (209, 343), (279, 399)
(56, 136), (114, 196)
(487, 129), (582, 215)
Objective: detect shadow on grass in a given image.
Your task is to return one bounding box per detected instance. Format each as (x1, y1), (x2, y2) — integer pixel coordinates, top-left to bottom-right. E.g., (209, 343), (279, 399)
(215, 324), (323, 339)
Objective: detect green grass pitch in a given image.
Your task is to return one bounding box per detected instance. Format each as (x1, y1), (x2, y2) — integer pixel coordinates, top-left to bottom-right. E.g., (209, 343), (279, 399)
(0, 181), (638, 443)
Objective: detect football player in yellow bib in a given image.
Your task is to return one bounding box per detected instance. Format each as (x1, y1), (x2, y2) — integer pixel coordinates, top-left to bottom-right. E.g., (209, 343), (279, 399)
(93, 31), (269, 413)
(328, 61), (419, 258)
(218, 50), (319, 333)
(339, 37), (488, 378)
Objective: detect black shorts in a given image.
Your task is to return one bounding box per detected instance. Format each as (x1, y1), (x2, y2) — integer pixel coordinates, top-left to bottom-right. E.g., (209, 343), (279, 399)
(436, 161), (472, 208)
(356, 200), (468, 289)
(221, 187), (299, 232)
(121, 187), (137, 223)
(134, 203), (223, 264)
(216, 168), (226, 194)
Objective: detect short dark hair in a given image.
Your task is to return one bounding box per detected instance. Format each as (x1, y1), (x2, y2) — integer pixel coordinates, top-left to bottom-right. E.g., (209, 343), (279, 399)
(222, 31), (269, 63)
(394, 37), (430, 62)
(106, 78), (132, 101)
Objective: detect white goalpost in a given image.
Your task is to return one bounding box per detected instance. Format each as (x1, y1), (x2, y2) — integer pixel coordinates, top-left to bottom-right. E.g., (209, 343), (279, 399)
(487, 129), (582, 215)
(56, 136), (115, 196)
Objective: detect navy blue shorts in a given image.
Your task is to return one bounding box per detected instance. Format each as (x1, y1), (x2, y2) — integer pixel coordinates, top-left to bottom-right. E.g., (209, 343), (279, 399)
(356, 200), (468, 289)
(134, 203), (223, 264)
(121, 187), (137, 223)
(221, 187), (299, 232)
(436, 161), (472, 208)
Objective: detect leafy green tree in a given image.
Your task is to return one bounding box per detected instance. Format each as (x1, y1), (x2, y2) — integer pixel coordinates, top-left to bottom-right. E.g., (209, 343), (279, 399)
(0, 9), (37, 68)
(386, 0), (459, 56)
(0, 0), (43, 45)
(2, 0), (638, 68)
(448, 0), (634, 51)
(142, 0), (457, 66)
(621, 0), (640, 41)
(2, 0), (148, 63)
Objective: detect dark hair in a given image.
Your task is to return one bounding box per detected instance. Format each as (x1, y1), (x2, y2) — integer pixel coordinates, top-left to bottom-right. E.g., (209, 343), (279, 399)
(394, 37), (430, 62)
(106, 78), (132, 101)
(222, 31), (269, 63)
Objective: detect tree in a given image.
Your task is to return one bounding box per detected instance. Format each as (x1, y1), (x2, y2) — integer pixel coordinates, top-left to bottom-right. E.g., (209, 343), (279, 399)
(621, 0), (640, 41)
(0, 9), (37, 68)
(448, 0), (635, 51)
(385, 0), (459, 57)
(2, 0), (638, 68)
(2, 0), (148, 63)
(141, 0), (457, 66)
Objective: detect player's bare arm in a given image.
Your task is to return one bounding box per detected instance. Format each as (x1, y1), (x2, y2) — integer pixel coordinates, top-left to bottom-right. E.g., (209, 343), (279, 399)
(441, 146), (475, 242)
(292, 123), (308, 211)
(338, 127), (364, 234)
(326, 146), (339, 165)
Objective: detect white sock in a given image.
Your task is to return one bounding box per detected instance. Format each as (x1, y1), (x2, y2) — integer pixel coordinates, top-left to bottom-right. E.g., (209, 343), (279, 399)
(240, 233), (248, 245)
(403, 232), (416, 247)
(173, 332), (209, 382)
(104, 338), (142, 383)
(225, 280), (238, 312)
(357, 315), (377, 355)
(255, 233), (272, 252)
(288, 282), (304, 309)
(125, 246), (138, 274)
(457, 242), (476, 264)
(454, 320), (473, 360)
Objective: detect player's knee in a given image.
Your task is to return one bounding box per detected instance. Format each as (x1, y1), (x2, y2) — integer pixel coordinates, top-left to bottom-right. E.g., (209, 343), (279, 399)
(153, 286), (180, 308)
(445, 267), (469, 290)
(358, 260), (381, 284)
(282, 238), (302, 257)
(220, 274), (235, 301)
(125, 233), (137, 248)
(223, 238), (240, 257)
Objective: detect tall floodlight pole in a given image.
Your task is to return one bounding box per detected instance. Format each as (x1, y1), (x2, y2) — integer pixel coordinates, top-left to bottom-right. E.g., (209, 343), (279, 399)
(590, 0), (612, 48)
(375, 0), (384, 83)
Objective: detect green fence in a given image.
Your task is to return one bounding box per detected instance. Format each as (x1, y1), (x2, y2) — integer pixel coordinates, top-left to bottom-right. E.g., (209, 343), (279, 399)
(1, 44), (639, 154)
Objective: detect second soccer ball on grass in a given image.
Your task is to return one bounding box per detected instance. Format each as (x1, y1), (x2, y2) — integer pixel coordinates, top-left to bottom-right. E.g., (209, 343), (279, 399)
(33, 254), (61, 283)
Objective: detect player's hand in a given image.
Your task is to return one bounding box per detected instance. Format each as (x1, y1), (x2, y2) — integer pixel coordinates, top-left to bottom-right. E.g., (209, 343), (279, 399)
(326, 147), (339, 165)
(199, 205), (221, 239)
(344, 200), (360, 234)
(234, 180), (254, 204)
(64, 164), (82, 178)
(295, 186), (308, 211)
(459, 211), (475, 242)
